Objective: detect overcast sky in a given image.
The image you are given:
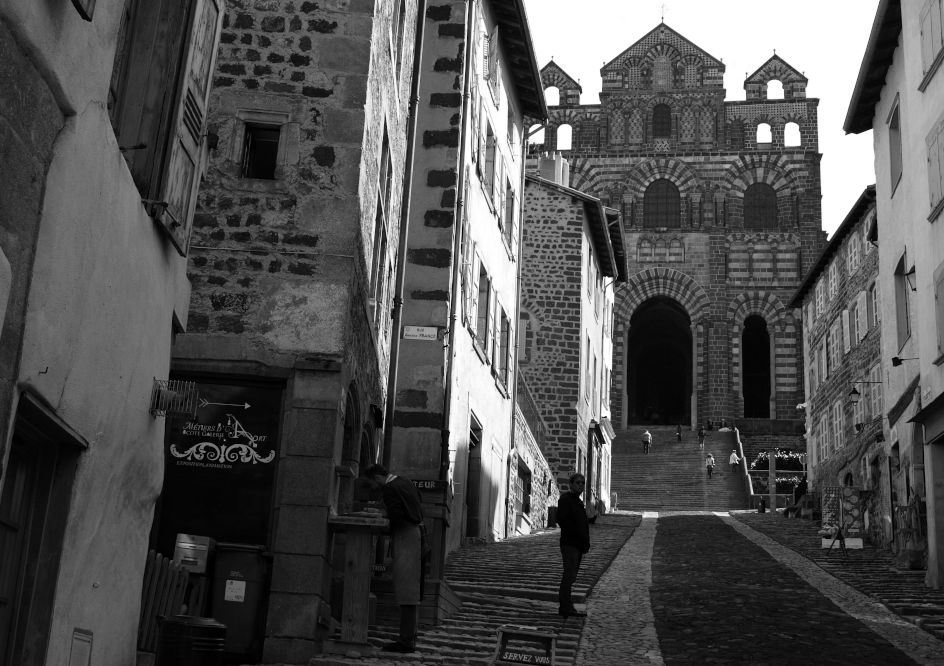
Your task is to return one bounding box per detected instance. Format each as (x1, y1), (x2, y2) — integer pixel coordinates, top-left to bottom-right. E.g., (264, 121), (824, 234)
(521, 0), (881, 238)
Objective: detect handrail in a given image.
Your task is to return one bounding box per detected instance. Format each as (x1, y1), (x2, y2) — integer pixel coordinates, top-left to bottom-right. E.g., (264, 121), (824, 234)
(734, 427), (753, 507)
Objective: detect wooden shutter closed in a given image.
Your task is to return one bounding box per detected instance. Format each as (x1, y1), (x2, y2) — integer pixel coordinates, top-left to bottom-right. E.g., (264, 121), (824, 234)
(841, 309), (850, 353)
(509, 188), (518, 260)
(857, 291), (868, 340)
(153, 0), (224, 255)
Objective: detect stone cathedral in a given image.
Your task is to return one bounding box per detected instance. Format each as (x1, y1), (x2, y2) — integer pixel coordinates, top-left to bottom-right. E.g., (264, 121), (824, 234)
(538, 23), (826, 430)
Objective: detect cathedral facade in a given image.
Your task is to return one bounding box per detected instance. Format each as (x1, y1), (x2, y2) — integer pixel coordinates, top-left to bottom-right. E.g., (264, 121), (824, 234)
(538, 23), (826, 430)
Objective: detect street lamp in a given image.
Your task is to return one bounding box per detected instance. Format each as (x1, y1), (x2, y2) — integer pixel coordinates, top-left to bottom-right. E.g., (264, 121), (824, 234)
(848, 381), (883, 405)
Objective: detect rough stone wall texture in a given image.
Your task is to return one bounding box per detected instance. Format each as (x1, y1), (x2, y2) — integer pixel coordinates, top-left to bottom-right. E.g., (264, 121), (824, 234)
(535, 24), (827, 429)
(511, 404), (560, 534)
(179, 0), (416, 660)
(802, 204), (887, 521)
(520, 181), (590, 487)
(0, 20), (63, 453)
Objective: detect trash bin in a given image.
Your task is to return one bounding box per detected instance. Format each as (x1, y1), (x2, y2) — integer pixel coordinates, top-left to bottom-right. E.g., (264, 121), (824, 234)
(210, 543), (268, 659)
(155, 615), (226, 666)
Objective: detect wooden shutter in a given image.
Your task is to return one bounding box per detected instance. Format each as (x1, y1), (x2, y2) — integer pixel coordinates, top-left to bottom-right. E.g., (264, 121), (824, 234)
(857, 291), (867, 340)
(936, 269), (944, 353)
(470, 249), (480, 329)
(929, 129), (943, 209)
(509, 188), (519, 260)
(923, 0), (936, 71)
(841, 309), (850, 353)
(153, 0), (224, 255)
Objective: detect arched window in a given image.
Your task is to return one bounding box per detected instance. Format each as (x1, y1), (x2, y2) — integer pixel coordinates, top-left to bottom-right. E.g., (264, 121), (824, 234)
(557, 123), (573, 150)
(784, 122), (801, 147)
(766, 80), (784, 99)
(544, 86), (560, 106)
(756, 122), (772, 144)
(653, 104), (671, 138)
(742, 315), (770, 418)
(643, 179), (681, 228)
(744, 183), (778, 229)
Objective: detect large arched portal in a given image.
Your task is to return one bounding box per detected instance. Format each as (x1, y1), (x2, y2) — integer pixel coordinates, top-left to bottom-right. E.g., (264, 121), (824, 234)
(742, 315), (771, 418)
(627, 297), (692, 425)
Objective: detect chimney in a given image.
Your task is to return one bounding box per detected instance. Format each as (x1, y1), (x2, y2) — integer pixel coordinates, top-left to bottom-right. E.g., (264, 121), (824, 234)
(538, 152), (570, 187)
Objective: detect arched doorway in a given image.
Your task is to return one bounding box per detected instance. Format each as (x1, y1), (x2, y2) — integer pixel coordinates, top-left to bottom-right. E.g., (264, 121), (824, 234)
(626, 297), (691, 425)
(742, 315), (770, 418)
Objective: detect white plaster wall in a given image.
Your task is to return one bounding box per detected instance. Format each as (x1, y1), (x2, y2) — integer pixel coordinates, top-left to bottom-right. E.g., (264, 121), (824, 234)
(871, 7), (944, 587)
(4, 1), (192, 661)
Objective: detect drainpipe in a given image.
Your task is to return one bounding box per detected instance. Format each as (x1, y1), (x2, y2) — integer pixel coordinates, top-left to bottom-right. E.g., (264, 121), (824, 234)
(505, 120), (546, 538)
(437, 0), (478, 479)
(384, 0), (429, 467)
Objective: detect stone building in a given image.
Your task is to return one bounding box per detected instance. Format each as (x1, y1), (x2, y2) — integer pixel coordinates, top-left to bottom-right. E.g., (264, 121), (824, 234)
(790, 186), (891, 545)
(388, 0), (546, 584)
(520, 154), (627, 503)
(166, 0), (420, 661)
(0, 0), (221, 663)
(845, 0), (944, 587)
(537, 23), (826, 444)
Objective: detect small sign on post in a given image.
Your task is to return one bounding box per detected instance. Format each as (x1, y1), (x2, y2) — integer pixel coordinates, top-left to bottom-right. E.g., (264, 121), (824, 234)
(491, 625), (555, 665)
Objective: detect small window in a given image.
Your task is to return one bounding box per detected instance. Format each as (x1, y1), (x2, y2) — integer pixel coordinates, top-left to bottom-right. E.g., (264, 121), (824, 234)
(241, 125), (280, 179)
(784, 122), (801, 147)
(476, 267), (491, 349)
(653, 104), (671, 138)
(756, 122), (772, 145)
(921, 0), (944, 77)
(544, 86), (560, 106)
(557, 123), (573, 151)
(889, 102), (903, 193)
(767, 80), (784, 99)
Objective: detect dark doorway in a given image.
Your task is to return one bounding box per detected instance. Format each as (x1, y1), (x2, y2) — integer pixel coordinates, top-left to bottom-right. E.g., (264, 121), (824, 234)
(464, 414), (483, 539)
(627, 297), (692, 424)
(0, 398), (80, 666)
(742, 315), (771, 418)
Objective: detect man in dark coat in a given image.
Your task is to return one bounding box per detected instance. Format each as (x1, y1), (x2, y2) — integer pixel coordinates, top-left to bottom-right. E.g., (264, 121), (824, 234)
(556, 472), (590, 617)
(367, 463), (426, 653)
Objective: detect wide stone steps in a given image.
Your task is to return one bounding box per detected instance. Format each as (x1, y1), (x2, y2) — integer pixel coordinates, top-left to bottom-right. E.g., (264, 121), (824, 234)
(610, 425), (746, 511)
(311, 516), (639, 665)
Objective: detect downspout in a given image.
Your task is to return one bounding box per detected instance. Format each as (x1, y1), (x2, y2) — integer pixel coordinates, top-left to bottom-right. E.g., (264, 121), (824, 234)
(438, 0), (477, 479)
(384, 0), (429, 466)
(505, 120), (546, 538)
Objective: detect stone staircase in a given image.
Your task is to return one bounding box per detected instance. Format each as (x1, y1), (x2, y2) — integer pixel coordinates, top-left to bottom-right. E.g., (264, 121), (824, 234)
(310, 515), (639, 665)
(611, 425), (748, 511)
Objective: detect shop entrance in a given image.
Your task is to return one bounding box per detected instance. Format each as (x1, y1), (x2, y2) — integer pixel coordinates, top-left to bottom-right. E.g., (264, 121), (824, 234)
(626, 297), (692, 425)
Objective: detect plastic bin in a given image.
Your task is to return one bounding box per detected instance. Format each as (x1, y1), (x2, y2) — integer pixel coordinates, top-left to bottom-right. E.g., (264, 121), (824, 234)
(155, 615), (226, 666)
(210, 543), (268, 658)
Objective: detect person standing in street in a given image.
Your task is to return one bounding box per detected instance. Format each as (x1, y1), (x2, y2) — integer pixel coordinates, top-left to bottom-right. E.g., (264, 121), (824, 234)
(642, 429), (652, 454)
(367, 463), (427, 653)
(697, 426), (706, 449)
(706, 453), (715, 478)
(556, 472), (590, 618)
(729, 449), (742, 474)
(676, 424), (682, 442)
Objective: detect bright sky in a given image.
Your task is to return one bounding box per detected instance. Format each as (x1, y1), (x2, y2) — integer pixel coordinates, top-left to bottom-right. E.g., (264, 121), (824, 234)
(522, 0), (880, 238)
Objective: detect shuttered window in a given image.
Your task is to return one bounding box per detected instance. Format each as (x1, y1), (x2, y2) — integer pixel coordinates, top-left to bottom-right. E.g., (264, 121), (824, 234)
(108, 0), (224, 256)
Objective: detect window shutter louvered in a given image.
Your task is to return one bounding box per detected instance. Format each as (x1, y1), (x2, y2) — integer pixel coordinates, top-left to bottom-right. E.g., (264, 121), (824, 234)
(470, 250), (481, 328)
(509, 189), (519, 260)
(153, 0), (224, 256)
(842, 309), (850, 353)
(857, 291), (867, 340)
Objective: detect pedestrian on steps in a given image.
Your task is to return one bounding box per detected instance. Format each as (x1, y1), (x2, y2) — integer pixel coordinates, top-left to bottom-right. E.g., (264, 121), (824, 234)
(697, 426), (706, 449)
(706, 453), (715, 478)
(676, 424), (682, 442)
(729, 449), (742, 474)
(557, 472), (590, 618)
(367, 463), (428, 654)
(642, 429), (652, 454)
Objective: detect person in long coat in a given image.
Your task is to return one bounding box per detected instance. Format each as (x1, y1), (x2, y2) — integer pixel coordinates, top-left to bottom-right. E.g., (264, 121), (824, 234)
(368, 463), (426, 653)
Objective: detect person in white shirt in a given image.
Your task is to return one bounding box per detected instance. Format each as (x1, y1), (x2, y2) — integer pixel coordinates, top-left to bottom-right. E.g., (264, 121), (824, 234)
(729, 449), (741, 473)
(642, 430), (652, 454)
